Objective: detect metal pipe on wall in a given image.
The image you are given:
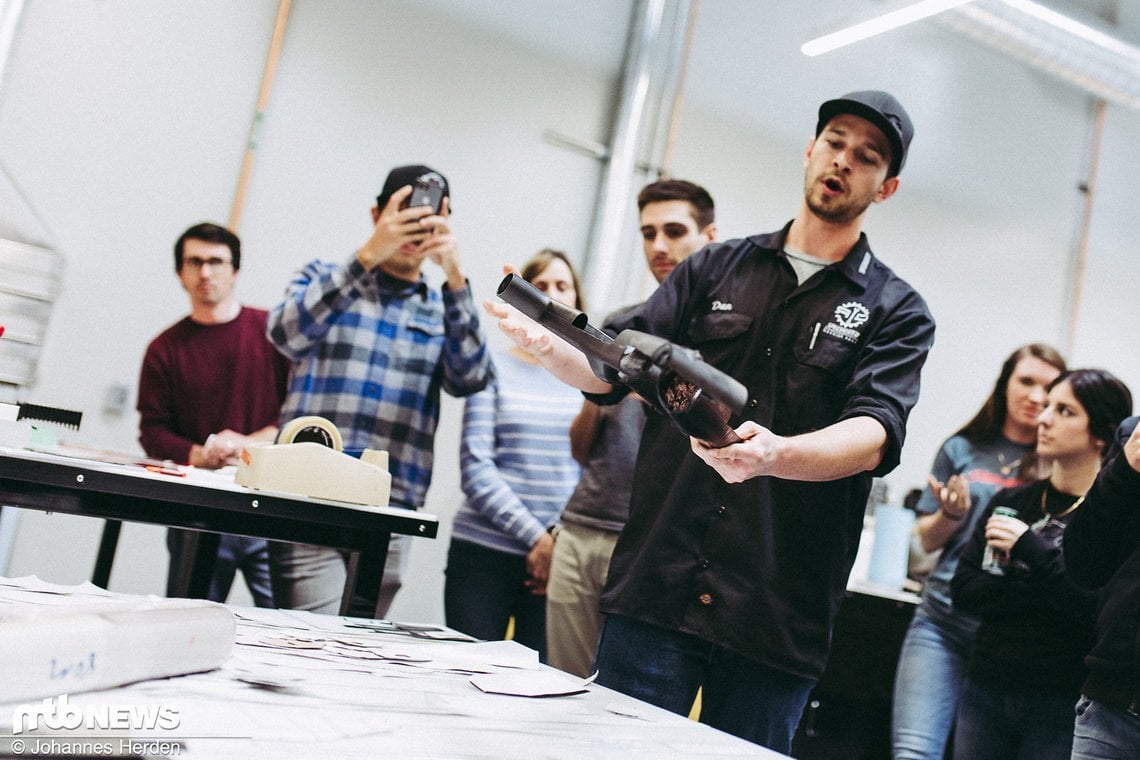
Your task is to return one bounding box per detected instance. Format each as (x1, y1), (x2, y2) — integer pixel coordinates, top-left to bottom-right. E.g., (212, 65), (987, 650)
(580, 0), (695, 316)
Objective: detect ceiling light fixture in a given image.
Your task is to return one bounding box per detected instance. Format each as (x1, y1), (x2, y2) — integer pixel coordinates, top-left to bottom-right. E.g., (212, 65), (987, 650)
(801, 0), (975, 56)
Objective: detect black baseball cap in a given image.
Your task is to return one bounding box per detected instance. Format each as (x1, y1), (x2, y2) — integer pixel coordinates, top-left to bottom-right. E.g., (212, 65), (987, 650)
(376, 164), (450, 212)
(816, 91), (913, 177)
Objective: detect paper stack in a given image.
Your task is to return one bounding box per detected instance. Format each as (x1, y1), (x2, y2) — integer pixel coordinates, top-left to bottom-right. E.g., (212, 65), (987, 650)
(0, 577), (235, 703)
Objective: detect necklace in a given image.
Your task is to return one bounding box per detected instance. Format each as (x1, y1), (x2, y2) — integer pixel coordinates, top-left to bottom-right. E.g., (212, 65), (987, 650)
(1041, 483), (1086, 520)
(997, 451), (1023, 477)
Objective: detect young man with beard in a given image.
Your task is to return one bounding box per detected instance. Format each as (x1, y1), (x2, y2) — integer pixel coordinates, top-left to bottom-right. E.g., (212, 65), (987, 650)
(267, 165), (493, 619)
(545, 178), (717, 678)
(487, 91), (935, 753)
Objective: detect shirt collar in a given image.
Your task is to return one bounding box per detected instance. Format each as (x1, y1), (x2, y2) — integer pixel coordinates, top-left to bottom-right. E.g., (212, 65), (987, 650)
(748, 221), (875, 289)
(375, 269), (430, 300)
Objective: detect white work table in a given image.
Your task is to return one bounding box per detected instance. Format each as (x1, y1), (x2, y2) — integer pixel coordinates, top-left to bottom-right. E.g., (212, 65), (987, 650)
(0, 576), (788, 760)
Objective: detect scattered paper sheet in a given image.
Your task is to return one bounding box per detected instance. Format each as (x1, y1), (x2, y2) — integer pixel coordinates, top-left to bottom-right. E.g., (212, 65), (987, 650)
(469, 670), (597, 698)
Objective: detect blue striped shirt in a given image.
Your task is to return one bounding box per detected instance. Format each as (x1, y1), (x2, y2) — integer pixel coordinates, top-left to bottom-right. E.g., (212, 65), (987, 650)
(268, 254), (492, 509)
(452, 351), (582, 555)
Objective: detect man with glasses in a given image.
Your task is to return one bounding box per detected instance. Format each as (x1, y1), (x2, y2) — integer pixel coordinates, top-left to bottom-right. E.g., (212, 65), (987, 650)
(137, 221), (290, 606)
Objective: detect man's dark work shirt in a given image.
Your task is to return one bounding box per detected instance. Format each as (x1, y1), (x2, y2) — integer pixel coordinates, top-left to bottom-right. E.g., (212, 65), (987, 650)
(594, 223), (935, 679)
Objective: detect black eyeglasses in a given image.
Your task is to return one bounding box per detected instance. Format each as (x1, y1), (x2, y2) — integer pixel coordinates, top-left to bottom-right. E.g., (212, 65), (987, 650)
(183, 256), (233, 271)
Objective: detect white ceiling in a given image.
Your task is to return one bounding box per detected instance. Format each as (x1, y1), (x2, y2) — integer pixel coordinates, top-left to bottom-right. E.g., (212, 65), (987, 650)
(415, 0), (1139, 147)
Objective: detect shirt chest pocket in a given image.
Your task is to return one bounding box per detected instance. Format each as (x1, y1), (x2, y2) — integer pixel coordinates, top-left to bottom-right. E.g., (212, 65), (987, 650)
(792, 330), (859, 382)
(384, 305), (445, 372)
(688, 312), (753, 345)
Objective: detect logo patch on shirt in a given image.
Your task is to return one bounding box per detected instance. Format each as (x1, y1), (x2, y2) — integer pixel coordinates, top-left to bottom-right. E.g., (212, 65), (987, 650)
(710, 300), (733, 312)
(822, 301), (869, 343)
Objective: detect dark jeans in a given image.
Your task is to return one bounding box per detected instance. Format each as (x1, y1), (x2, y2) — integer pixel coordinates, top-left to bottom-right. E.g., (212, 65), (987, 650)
(1072, 695), (1140, 759)
(953, 677), (1076, 760)
(594, 614), (816, 754)
(166, 529), (273, 607)
(444, 538), (546, 660)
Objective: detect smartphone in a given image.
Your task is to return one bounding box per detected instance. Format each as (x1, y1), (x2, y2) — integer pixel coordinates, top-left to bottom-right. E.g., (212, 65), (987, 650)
(408, 172), (446, 214)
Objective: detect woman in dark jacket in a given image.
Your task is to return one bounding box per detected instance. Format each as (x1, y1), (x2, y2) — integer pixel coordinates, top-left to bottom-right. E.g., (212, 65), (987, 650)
(951, 368), (1132, 760)
(1064, 415), (1140, 759)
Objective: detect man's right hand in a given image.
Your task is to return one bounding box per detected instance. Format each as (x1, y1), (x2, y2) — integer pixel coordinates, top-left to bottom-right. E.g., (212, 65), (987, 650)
(484, 299), (562, 359)
(482, 298), (612, 394)
(355, 185), (436, 270)
(190, 429), (250, 469)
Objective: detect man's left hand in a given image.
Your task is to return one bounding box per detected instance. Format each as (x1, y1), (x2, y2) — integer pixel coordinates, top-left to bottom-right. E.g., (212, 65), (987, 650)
(690, 421), (781, 483)
(417, 198), (466, 290)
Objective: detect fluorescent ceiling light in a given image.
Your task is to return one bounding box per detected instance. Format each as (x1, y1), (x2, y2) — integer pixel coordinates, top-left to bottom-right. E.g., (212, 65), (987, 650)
(802, 0), (975, 56)
(998, 0), (1140, 65)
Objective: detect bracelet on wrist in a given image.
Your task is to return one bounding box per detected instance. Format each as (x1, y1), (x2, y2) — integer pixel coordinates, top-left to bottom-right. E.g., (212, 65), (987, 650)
(939, 507), (965, 522)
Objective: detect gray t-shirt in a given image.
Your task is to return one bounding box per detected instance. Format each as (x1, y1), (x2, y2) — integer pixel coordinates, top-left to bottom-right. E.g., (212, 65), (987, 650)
(918, 433), (1034, 631)
(559, 393), (647, 532)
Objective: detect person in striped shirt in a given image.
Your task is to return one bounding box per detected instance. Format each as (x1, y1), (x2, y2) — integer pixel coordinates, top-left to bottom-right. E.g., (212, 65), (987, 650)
(444, 249), (585, 659)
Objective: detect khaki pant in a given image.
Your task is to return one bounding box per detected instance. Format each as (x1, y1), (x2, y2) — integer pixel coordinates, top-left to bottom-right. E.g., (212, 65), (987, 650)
(545, 522), (619, 677)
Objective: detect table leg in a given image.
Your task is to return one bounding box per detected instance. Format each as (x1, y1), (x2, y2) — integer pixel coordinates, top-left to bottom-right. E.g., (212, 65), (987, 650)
(340, 533), (391, 619)
(168, 531), (223, 599)
(92, 519), (122, 588)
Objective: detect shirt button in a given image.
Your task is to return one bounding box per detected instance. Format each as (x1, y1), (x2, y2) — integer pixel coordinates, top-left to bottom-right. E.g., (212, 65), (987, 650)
(699, 559), (710, 569)
(765, 347), (772, 357)
(716, 505), (726, 515)
(698, 593), (714, 606)
(748, 398), (758, 408)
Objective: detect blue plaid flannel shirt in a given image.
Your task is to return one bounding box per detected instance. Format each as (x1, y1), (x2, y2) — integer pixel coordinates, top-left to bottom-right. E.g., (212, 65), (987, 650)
(268, 254), (493, 509)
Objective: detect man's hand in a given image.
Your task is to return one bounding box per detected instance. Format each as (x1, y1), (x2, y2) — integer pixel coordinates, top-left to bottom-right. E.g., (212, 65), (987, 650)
(190, 428), (272, 469)
(415, 198), (466, 291)
(355, 185), (437, 271)
(484, 299), (563, 360)
(690, 421), (782, 483)
(690, 416), (887, 483)
(525, 532), (555, 596)
(204, 429), (248, 467)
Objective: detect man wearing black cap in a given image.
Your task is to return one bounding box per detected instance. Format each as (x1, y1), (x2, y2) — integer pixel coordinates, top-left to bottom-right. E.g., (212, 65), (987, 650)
(266, 165), (493, 618)
(487, 91), (934, 752)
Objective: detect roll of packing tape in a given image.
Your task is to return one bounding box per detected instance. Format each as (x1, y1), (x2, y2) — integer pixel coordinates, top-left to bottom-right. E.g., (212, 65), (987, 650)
(276, 415), (344, 452)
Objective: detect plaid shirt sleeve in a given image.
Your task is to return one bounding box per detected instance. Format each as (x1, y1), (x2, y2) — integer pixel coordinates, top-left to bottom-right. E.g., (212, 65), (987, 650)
(439, 280), (493, 398)
(267, 256), (368, 361)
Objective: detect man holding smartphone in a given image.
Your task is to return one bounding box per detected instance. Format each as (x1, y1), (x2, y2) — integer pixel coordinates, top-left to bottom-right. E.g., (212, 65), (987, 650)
(266, 164), (493, 618)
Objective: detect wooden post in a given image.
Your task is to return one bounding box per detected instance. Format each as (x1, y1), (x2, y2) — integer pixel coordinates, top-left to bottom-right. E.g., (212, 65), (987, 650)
(229, 0), (292, 232)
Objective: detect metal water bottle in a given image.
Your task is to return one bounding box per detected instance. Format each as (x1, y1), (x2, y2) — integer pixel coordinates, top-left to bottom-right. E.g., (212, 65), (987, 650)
(982, 506), (1021, 575)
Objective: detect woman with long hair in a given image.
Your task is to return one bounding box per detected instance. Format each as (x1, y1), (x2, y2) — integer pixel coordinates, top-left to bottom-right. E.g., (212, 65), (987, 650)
(892, 343), (1066, 759)
(950, 368), (1133, 759)
(443, 249), (585, 659)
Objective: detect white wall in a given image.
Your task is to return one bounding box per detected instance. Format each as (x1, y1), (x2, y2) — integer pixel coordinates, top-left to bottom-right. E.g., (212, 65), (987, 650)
(1, 1), (1137, 623)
